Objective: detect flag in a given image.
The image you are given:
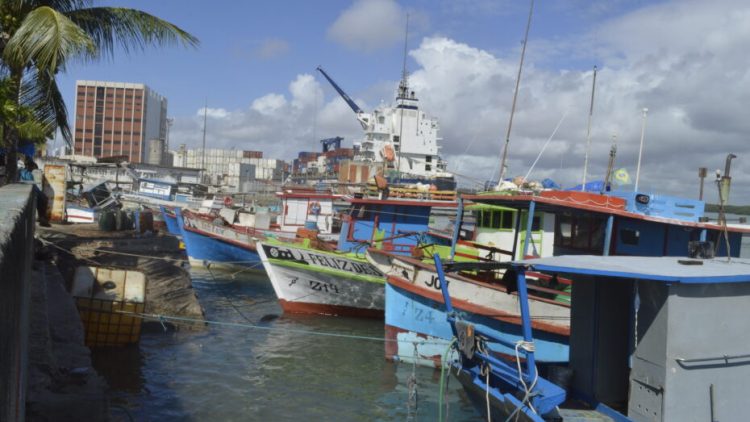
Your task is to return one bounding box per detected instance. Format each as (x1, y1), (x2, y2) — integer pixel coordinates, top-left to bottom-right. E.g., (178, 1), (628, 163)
(613, 168), (632, 185)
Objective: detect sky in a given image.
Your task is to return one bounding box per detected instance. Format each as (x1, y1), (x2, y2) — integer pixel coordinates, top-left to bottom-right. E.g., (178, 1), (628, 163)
(55, 0), (750, 203)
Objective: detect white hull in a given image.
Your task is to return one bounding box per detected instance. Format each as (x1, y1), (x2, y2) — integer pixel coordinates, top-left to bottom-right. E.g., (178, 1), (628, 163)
(257, 241), (386, 317)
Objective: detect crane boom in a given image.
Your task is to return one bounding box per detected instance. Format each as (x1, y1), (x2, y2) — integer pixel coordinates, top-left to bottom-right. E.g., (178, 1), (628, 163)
(316, 66), (364, 115)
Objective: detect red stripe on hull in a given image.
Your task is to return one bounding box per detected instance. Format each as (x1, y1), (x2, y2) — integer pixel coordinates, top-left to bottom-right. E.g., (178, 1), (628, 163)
(278, 299), (384, 319)
(387, 276), (570, 337)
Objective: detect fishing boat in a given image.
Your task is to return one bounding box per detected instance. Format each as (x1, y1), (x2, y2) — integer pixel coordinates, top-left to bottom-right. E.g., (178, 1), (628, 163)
(257, 194), (456, 317)
(434, 253), (750, 421)
(175, 189), (342, 270)
(368, 189), (750, 367)
(158, 205), (181, 235)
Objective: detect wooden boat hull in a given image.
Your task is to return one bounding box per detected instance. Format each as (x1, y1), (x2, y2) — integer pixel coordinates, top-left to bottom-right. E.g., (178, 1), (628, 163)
(176, 209), (262, 270)
(257, 241), (386, 318)
(367, 249), (570, 367)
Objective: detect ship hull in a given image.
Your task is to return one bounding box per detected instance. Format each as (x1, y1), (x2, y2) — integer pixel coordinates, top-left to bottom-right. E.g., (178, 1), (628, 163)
(367, 250), (570, 367)
(257, 241), (385, 318)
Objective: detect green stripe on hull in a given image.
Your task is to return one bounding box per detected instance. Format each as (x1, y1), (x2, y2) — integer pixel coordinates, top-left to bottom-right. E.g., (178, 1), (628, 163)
(266, 259), (386, 285)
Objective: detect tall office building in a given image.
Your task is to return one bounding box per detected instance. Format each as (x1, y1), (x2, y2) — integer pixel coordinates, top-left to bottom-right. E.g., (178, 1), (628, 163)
(72, 81), (167, 163)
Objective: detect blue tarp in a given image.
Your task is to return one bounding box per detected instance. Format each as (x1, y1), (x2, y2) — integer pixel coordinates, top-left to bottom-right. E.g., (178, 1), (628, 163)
(567, 180), (609, 192)
(541, 178), (560, 189)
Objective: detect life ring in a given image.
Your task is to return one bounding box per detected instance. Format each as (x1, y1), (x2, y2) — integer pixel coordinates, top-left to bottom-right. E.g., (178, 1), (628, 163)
(224, 196), (233, 207)
(382, 144), (395, 161)
(308, 201), (321, 215)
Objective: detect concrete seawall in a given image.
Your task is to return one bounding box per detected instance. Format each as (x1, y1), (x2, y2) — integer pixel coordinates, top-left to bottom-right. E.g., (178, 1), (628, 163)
(0, 184), (35, 422)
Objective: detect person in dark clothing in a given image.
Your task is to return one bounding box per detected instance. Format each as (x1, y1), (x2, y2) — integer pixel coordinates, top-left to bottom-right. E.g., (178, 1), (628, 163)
(19, 155), (50, 227)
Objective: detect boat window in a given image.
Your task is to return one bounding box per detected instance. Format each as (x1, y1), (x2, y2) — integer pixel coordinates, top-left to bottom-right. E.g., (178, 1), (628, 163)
(501, 211), (514, 229)
(481, 211), (492, 228)
(532, 216), (541, 231)
(555, 214), (606, 252)
(560, 221), (572, 238)
(491, 211), (502, 229)
(620, 228), (640, 245)
(379, 116), (385, 124)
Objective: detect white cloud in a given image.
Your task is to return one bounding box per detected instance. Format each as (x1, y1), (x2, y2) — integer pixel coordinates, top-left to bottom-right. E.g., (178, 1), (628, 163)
(254, 38), (290, 60)
(196, 107), (230, 119)
(171, 0), (750, 202)
(251, 94), (287, 115)
(327, 0), (405, 52)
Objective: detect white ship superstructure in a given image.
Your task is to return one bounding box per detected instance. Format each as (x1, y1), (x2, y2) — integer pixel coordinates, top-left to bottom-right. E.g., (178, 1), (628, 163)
(317, 67), (451, 181)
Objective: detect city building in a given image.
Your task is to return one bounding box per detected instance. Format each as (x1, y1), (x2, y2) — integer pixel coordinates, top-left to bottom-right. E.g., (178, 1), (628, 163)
(72, 80), (168, 164)
(172, 145), (286, 191)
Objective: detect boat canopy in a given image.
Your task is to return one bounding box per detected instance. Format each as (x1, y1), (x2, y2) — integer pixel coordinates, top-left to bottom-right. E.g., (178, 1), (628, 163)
(517, 255), (750, 284)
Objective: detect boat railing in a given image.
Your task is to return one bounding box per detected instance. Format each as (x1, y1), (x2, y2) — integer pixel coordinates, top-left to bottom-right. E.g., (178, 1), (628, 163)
(365, 183), (457, 201)
(433, 254), (567, 417)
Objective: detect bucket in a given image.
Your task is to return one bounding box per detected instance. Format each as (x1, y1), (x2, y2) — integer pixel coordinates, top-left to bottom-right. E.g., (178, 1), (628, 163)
(304, 220), (318, 230)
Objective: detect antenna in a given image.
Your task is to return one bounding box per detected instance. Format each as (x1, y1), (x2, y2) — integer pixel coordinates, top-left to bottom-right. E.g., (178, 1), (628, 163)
(581, 65), (597, 190)
(396, 13), (410, 183)
(498, 0), (534, 183)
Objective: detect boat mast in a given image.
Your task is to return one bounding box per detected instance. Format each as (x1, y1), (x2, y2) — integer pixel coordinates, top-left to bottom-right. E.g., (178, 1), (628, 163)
(634, 107), (648, 191)
(201, 98), (208, 184)
(581, 65), (598, 191)
(396, 14), (410, 184)
(498, 0), (535, 184)
(602, 134), (617, 194)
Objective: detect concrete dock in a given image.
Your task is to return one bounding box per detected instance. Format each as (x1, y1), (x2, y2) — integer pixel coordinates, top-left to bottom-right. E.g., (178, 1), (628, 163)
(0, 183), (205, 421)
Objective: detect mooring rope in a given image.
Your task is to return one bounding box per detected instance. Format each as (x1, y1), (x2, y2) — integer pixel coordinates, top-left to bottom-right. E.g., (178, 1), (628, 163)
(113, 310), (454, 347)
(438, 337), (458, 422)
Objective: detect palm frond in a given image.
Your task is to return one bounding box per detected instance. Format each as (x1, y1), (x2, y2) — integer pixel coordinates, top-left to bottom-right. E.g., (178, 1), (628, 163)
(4, 5), (96, 72)
(20, 68), (71, 145)
(66, 7), (199, 59)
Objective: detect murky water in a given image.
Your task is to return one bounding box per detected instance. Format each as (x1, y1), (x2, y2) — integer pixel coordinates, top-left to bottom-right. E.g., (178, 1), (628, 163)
(93, 270), (481, 421)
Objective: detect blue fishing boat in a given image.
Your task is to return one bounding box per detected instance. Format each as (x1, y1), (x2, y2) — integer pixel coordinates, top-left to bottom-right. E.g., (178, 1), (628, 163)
(175, 189), (343, 271)
(434, 253), (750, 421)
(368, 189), (750, 366)
(174, 207), (262, 270)
(158, 206), (181, 235)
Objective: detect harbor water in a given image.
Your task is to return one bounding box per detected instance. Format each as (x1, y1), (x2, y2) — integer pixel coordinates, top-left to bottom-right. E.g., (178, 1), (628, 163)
(94, 269), (482, 421)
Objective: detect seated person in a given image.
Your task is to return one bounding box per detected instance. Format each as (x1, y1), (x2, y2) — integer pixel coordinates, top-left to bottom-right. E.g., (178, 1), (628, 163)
(18, 155), (50, 227)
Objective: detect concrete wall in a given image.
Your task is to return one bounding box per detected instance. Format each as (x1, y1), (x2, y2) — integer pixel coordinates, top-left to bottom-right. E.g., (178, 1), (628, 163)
(0, 184), (35, 422)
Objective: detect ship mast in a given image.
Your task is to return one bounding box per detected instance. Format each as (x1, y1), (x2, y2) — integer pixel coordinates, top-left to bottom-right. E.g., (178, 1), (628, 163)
(396, 14), (410, 183)
(498, 0), (534, 184)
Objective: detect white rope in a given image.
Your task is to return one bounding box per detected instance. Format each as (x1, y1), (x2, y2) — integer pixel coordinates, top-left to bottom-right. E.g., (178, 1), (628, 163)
(485, 366), (491, 422)
(523, 111), (569, 182)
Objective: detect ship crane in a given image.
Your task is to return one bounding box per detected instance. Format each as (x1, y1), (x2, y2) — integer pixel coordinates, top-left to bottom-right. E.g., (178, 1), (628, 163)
(316, 66), (369, 129)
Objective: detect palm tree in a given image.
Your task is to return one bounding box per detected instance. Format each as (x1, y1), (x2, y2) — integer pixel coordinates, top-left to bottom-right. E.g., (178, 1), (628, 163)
(0, 0), (198, 182)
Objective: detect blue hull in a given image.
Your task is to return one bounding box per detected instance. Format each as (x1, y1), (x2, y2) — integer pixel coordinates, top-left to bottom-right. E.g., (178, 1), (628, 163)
(159, 206), (181, 235)
(174, 209), (261, 269)
(385, 282), (569, 367)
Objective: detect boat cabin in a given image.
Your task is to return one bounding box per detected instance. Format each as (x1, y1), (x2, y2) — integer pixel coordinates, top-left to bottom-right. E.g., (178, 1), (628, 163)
(276, 189), (343, 235)
(436, 254), (750, 421)
(459, 190), (746, 260)
(338, 197), (456, 255)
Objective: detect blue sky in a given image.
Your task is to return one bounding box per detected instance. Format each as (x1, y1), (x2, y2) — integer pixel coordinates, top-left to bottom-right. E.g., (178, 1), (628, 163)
(55, 0), (750, 201)
(58, 0), (651, 115)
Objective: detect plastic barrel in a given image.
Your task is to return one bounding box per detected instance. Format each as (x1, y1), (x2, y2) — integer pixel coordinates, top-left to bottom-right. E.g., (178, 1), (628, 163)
(98, 210), (116, 231)
(139, 211), (154, 233)
(115, 210), (131, 231)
